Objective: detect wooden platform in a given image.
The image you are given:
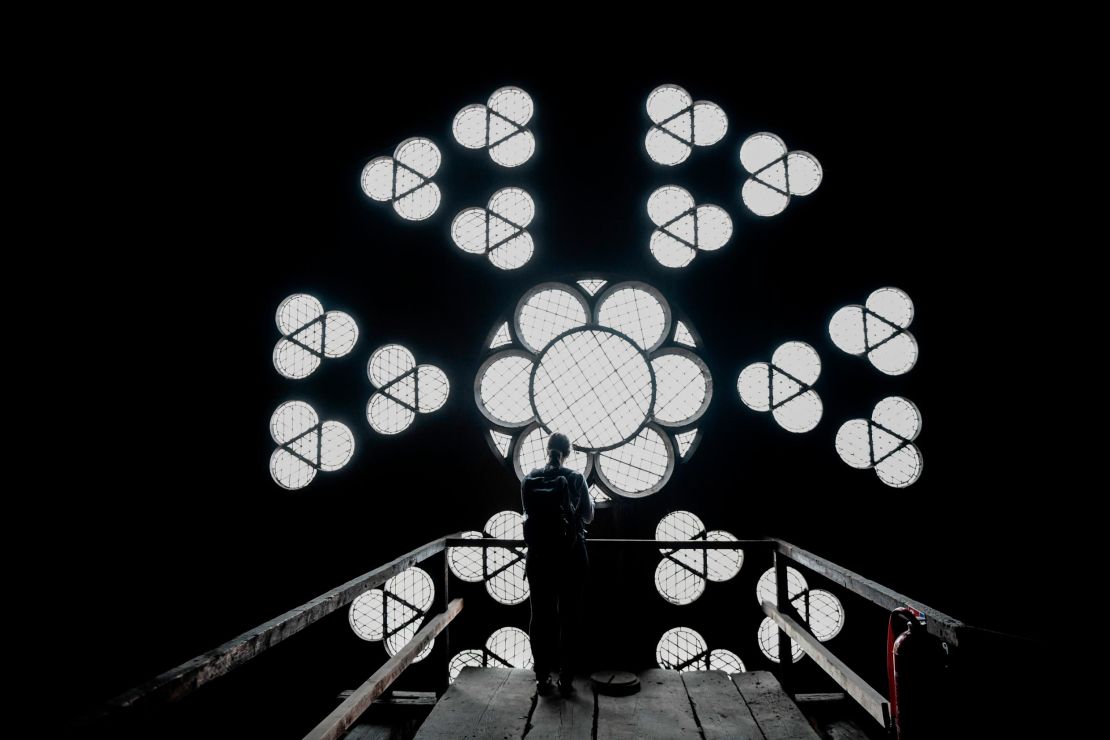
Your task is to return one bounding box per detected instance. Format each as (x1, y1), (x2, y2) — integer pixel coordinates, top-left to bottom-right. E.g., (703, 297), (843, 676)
(412, 668), (821, 740)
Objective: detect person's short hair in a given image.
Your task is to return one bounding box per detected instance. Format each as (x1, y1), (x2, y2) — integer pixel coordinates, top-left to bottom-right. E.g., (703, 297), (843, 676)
(547, 432), (571, 460)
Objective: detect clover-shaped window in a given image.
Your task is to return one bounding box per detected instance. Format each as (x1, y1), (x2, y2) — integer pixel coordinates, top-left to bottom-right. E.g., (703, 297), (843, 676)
(475, 280), (712, 500)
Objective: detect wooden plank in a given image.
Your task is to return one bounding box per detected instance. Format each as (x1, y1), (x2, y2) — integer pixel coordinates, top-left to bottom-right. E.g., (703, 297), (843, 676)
(773, 539), (964, 646)
(342, 725), (394, 740)
(761, 602), (888, 729)
(526, 677), (595, 740)
(596, 669), (701, 739)
(337, 690), (437, 707)
(774, 554), (792, 680)
(304, 599), (463, 740)
(731, 672), (821, 740)
(824, 720), (871, 740)
(414, 667), (533, 740)
(681, 671), (764, 740)
(94, 535), (453, 720)
(793, 693), (846, 704)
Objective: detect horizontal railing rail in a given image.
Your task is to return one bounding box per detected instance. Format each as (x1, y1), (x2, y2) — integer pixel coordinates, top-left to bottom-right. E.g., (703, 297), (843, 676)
(772, 538), (965, 646)
(86, 532), (968, 737)
(762, 601), (890, 728)
(85, 534), (461, 727)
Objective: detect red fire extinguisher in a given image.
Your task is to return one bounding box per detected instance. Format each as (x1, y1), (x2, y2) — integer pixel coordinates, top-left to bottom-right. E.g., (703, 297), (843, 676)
(887, 607), (948, 739)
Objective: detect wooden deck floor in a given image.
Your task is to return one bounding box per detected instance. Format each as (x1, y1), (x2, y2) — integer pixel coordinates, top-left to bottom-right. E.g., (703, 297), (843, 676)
(413, 668), (822, 740)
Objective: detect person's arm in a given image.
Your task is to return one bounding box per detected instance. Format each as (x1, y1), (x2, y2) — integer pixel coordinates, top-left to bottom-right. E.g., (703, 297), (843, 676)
(576, 474), (594, 525)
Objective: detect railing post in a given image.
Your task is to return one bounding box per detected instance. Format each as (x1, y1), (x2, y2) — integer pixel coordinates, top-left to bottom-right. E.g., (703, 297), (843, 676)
(442, 547), (451, 694)
(774, 547), (792, 693)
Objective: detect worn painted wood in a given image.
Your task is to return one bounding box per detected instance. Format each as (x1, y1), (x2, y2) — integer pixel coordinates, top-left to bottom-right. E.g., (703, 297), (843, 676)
(342, 724), (395, 740)
(337, 690), (437, 707)
(761, 602), (888, 729)
(731, 672), (821, 740)
(526, 677), (595, 740)
(596, 669), (700, 739)
(681, 670), (764, 740)
(95, 535), (454, 721)
(773, 539), (964, 646)
(414, 667), (533, 740)
(793, 693), (846, 704)
(304, 599), (463, 740)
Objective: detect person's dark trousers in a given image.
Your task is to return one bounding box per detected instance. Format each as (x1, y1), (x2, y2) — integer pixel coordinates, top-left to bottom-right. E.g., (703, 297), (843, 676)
(526, 539), (589, 681)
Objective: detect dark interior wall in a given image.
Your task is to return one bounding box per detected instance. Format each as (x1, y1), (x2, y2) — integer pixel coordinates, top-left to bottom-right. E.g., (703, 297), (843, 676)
(46, 49), (1060, 734)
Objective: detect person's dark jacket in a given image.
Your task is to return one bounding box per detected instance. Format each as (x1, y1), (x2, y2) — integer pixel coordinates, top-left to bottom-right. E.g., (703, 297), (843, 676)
(521, 464), (595, 541)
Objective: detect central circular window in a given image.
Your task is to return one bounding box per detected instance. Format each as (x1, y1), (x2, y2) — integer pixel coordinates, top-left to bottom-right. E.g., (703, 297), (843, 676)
(476, 279), (713, 500)
(532, 328), (653, 451)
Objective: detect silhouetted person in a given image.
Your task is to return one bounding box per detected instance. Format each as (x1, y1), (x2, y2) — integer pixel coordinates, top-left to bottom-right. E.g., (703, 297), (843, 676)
(521, 432), (594, 697)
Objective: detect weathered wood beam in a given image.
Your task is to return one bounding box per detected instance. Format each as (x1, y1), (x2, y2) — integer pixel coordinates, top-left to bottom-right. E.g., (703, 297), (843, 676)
(762, 601), (890, 728)
(96, 535), (454, 719)
(303, 598), (464, 740)
(773, 539), (964, 646)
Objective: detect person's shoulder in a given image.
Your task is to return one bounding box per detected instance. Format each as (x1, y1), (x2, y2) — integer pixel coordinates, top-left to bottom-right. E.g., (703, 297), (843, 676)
(562, 468), (587, 484)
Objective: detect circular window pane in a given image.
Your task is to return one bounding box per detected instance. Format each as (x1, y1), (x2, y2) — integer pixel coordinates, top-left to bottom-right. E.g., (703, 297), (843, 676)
(656, 627), (707, 671)
(515, 285), (589, 354)
(829, 306), (867, 355)
(416, 365), (450, 413)
(875, 444), (923, 488)
(786, 151), (822, 195)
(276, 294), (323, 335)
(486, 627), (533, 669)
(872, 396), (922, 441)
(596, 285), (671, 352)
(349, 589), (387, 641)
(868, 331), (919, 375)
(447, 531), (486, 583)
(866, 288), (914, 327)
(318, 421), (355, 471)
(797, 589), (844, 642)
(692, 101), (727, 146)
(322, 312), (358, 358)
(758, 617), (804, 664)
(271, 400), (319, 445)
(835, 419), (874, 469)
(655, 559), (705, 605)
(360, 157), (394, 201)
(695, 205), (732, 251)
(742, 178), (789, 217)
(772, 391), (823, 433)
(532, 329), (653, 450)
(476, 352), (535, 427)
(452, 104), (487, 149)
(597, 425), (673, 497)
(755, 566), (808, 607)
(269, 448), (317, 490)
(367, 394), (415, 435)
(705, 531), (743, 582)
(652, 350), (711, 427)
(274, 339), (321, 380)
(740, 133), (787, 173)
(707, 648), (745, 673)
(449, 649), (486, 682)
(650, 231), (697, 268)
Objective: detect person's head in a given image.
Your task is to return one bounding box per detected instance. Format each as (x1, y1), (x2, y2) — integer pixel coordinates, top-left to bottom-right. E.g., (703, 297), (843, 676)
(546, 432), (571, 467)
